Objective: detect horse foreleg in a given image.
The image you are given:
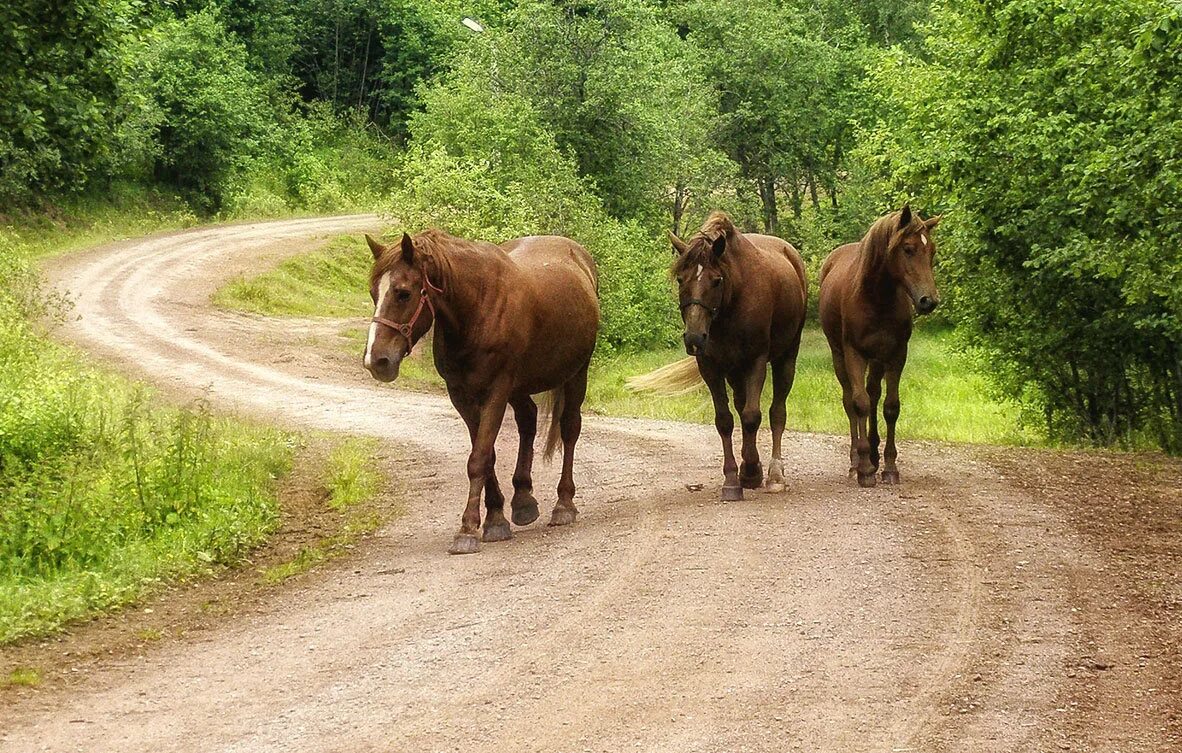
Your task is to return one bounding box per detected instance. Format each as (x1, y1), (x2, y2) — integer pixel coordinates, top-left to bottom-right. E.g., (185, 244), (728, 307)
(451, 383), (511, 555)
(866, 361), (885, 473)
(736, 357), (768, 490)
(766, 350), (798, 493)
(843, 349), (876, 488)
(700, 360), (741, 501)
(508, 394), (540, 527)
(832, 348), (859, 479)
(881, 351), (907, 484)
(550, 366), (588, 527)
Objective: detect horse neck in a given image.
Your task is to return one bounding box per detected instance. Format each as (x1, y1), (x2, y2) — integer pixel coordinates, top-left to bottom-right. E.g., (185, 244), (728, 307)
(428, 241), (509, 340)
(855, 238), (897, 307)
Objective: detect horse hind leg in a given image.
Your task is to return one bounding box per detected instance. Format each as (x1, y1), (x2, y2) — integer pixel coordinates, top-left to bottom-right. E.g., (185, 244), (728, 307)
(549, 366), (588, 527)
(508, 394), (540, 527)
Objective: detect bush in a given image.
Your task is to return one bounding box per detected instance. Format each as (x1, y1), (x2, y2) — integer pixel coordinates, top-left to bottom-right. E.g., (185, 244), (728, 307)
(867, 0), (1182, 451)
(121, 7), (282, 210)
(0, 231), (291, 641)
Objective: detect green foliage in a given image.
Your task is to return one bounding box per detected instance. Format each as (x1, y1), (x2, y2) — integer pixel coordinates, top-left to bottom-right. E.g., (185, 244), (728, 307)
(0, 0), (130, 202)
(394, 54), (677, 350)
(0, 220), (292, 643)
(868, 0), (1182, 450)
(121, 8), (282, 209)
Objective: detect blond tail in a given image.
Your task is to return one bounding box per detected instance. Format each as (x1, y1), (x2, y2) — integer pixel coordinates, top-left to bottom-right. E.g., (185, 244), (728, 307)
(625, 357), (703, 395)
(540, 387), (565, 463)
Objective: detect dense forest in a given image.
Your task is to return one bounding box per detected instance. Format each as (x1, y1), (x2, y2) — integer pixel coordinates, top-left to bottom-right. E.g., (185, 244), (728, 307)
(2, 0), (1180, 451)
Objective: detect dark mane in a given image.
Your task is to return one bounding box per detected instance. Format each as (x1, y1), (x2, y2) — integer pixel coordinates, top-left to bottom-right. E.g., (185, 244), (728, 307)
(369, 228), (477, 286)
(672, 211), (738, 275)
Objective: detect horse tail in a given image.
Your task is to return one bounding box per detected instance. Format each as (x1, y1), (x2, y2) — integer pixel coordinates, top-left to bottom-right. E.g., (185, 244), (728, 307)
(626, 357), (703, 395)
(542, 387), (565, 463)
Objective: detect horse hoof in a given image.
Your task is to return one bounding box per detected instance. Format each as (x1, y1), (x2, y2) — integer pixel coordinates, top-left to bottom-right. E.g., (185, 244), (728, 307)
(857, 472), (877, 489)
(720, 485), (744, 502)
(765, 481), (785, 494)
(881, 470), (901, 485)
(511, 500), (540, 527)
(448, 534), (481, 555)
(548, 506), (577, 527)
(482, 521), (512, 543)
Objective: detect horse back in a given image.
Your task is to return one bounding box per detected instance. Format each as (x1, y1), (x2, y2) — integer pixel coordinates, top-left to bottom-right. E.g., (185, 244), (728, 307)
(744, 233), (807, 306)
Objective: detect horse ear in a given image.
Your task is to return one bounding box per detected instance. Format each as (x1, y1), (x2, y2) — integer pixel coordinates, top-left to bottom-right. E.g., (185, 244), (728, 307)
(924, 215), (942, 229)
(898, 205), (912, 229)
(400, 232), (416, 265)
(711, 233), (727, 259)
(365, 234), (385, 260)
(667, 230), (690, 256)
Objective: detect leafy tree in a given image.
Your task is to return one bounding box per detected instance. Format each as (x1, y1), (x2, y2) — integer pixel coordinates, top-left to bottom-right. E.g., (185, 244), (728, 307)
(0, 0), (130, 202)
(869, 0), (1182, 450)
(123, 8), (281, 209)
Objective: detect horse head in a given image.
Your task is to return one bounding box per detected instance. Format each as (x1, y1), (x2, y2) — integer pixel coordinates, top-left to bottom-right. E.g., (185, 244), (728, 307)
(363, 232), (441, 382)
(881, 205), (942, 315)
(669, 215), (735, 356)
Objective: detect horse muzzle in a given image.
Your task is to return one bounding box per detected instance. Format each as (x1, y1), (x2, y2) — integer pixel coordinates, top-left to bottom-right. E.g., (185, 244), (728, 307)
(915, 294), (940, 315)
(364, 352), (404, 383)
(683, 332), (708, 356)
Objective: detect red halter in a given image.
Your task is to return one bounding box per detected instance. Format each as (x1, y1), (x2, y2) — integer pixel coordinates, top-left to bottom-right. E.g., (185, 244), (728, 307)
(371, 273), (444, 354)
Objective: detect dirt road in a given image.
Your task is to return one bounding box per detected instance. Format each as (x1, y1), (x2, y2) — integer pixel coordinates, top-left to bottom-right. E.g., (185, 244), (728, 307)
(2, 216), (1178, 752)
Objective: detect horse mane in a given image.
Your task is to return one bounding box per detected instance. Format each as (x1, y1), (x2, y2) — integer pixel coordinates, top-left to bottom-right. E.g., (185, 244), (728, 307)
(369, 228), (479, 287)
(858, 209), (926, 284)
(672, 211), (738, 275)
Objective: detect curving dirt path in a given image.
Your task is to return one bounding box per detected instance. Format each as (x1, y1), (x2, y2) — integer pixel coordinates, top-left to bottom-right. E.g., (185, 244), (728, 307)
(2, 216), (1178, 752)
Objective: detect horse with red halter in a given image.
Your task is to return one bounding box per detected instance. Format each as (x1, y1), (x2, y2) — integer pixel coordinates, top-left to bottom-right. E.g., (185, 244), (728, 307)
(818, 205), (941, 488)
(363, 230), (600, 554)
(629, 212), (807, 501)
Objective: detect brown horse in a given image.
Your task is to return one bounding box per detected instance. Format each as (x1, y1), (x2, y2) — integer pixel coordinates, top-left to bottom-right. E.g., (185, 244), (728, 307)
(362, 230), (600, 554)
(818, 205), (941, 488)
(630, 212), (807, 500)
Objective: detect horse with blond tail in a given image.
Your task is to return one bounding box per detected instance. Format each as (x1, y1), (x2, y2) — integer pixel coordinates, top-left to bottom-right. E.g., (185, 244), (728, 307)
(629, 212), (807, 500)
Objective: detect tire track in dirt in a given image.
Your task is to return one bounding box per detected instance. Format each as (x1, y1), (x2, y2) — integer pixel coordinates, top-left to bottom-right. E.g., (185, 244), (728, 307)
(0, 216), (1162, 752)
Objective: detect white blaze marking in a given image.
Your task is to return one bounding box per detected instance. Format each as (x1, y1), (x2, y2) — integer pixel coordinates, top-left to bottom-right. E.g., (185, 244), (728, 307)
(696, 264), (703, 280)
(364, 272), (392, 368)
(921, 234), (929, 246)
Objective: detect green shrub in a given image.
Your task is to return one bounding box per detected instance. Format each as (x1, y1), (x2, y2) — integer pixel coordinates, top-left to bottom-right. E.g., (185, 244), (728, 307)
(0, 229), (291, 642)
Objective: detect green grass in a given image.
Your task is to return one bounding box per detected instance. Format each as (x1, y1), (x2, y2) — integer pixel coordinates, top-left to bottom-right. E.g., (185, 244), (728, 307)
(261, 438), (386, 585)
(0, 197), (297, 644)
(213, 235), (373, 318)
(6, 667), (40, 687)
(215, 235), (1038, 446)
(585, 325), (1039, 446)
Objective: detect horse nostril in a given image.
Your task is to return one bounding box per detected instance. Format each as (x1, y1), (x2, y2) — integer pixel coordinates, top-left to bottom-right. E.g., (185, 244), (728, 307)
(919, 296), (938, 313)
(373, 356), (390, 370)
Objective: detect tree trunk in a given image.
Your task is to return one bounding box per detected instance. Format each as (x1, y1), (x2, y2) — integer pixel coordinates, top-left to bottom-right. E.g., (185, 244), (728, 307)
(672, 179), (688, 236)
(758, 177), (778, 235)
(807, 171), (820, 211)
(789, 177), (802, 220)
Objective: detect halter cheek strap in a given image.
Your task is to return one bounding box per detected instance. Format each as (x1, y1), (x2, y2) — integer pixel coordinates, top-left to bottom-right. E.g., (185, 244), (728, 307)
(371, 273), (444, 354)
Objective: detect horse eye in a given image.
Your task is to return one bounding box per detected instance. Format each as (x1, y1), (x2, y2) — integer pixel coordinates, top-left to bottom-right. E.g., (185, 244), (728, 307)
(712, 277), (722, 287)
(396, 289), (412, 302)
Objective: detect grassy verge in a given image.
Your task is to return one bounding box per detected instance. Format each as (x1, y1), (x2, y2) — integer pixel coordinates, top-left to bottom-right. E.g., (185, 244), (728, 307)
(215, 234), (1038, 446)
(261, 437), (388, 585)
(1, 196), (327, 644)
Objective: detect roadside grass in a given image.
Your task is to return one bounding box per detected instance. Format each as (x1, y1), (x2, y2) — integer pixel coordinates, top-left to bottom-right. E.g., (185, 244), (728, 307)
(261, 438), (387, 585)
(6, 667), (40, 687)
(0, 199), (294, 644)
(216, 234), (1038, 447)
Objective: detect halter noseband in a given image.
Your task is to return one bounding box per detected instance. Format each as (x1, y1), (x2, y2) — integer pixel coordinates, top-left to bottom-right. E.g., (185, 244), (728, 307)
(371, 273), (444, 354)
(680, 299), (719, 318)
